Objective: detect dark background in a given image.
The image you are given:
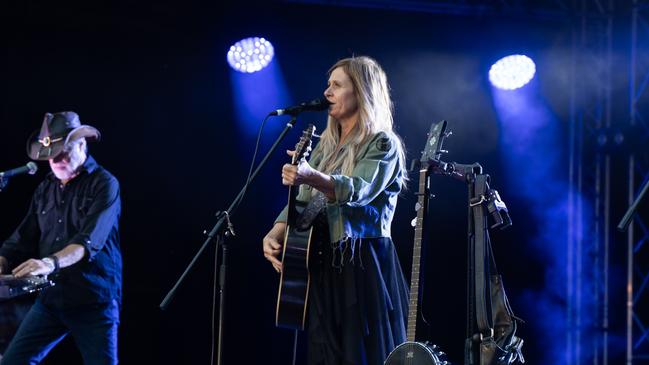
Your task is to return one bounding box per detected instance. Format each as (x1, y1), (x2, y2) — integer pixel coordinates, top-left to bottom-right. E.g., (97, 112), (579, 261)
(0, 1), (642, 364)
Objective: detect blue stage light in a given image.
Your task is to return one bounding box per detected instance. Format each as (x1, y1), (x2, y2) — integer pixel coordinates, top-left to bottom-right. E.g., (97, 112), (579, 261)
(489, 55), (536, 90)
(227, 37), (275, 73)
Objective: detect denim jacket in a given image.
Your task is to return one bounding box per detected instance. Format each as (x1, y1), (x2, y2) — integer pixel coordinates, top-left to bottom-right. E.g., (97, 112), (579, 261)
(275, 131), (404, 243)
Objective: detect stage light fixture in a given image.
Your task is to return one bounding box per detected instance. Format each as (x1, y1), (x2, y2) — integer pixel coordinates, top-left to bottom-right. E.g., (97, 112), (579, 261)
(227, 37), (275, 73)
(489, 54), (536, 90)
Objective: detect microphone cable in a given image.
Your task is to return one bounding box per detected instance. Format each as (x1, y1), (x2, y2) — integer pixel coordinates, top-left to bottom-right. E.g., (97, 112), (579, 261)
(231, 114), (271, 215)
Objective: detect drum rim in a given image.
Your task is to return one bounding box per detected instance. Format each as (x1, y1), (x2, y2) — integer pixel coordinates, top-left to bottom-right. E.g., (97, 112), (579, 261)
(384, 341), (442, 364)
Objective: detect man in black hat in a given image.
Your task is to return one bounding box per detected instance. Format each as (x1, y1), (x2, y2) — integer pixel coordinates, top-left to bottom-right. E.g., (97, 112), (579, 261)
(0, 112), (122, 364)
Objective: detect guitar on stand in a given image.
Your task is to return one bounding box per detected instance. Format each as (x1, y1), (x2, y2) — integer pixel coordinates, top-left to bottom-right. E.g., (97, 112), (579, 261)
(384, 120), (451, 365)
(275, 124), (316, 330)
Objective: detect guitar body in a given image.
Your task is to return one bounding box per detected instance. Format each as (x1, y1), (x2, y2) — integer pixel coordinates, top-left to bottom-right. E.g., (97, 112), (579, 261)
(276, 203), (313, 330)
(384, 341), (446, 365)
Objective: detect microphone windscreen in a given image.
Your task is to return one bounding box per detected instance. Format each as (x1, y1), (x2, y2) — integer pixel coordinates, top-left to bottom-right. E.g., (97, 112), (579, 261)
(27, 162), (38, 175)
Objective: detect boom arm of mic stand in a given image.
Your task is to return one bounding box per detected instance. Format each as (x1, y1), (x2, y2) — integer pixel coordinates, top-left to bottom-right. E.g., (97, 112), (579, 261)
(159, 116), (299, 310)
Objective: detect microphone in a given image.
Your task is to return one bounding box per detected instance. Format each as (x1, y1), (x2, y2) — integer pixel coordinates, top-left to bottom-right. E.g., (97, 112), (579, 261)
(0, 162), (38, 178)
(270, 98), (331, 116)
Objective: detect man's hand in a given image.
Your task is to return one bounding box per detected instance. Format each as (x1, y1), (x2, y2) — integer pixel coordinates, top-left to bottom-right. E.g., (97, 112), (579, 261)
(12, 258), (54, 277)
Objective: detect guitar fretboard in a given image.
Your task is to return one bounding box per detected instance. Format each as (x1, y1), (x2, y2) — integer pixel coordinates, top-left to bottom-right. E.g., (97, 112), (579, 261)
(287, 125), (314, 224)
(406, 167), (429, 342)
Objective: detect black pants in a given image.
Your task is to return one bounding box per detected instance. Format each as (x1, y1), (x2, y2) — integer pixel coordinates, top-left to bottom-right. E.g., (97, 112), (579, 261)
(1, 298), (119, 365)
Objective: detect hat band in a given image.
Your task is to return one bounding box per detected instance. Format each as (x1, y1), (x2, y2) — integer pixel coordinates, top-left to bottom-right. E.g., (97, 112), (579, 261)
(38, 136), (63, 147)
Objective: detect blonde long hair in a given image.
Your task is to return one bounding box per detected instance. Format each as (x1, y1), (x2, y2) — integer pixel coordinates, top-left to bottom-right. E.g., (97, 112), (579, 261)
(317, 56), (408, 184)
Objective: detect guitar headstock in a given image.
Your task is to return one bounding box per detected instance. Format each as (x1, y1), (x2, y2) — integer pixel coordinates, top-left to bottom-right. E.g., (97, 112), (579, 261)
(292, 124), (316, 165)
(420, 120), (449, 165)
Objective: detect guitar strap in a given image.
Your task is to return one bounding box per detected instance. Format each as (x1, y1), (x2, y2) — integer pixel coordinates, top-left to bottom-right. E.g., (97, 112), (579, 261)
(295, 168), (338, 231)
(295, 190), (327, 231)
(470, 174), (525, 365)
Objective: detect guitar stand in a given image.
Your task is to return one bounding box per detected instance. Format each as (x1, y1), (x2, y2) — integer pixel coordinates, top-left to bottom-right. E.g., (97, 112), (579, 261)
(431, 161), (523, 365)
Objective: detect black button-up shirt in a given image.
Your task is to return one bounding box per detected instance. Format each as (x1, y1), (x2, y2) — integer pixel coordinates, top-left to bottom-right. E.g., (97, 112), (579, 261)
(0, 156), (122, 308)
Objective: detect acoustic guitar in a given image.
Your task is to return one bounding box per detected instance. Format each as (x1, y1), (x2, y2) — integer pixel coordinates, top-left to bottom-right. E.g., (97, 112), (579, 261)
(384, 120), (450, 365)
(275, 124), (316, 330)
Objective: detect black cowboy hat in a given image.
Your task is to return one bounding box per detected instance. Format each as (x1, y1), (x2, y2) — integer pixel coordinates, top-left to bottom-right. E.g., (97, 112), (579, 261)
(27, 112), (101, 160)
(26, 112), (100, 161)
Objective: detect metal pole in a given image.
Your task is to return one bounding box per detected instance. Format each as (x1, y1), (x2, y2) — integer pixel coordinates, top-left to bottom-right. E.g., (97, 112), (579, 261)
(627, 2), (638, 363)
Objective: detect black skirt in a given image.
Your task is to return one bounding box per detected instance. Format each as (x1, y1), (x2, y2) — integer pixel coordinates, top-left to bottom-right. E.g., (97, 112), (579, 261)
(307, 216), (409, 365)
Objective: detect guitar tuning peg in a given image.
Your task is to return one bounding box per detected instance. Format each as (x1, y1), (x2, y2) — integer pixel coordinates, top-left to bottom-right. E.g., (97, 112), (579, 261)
(410, 217), (417, 227)
(444, 131), (453, 138)
(439, 149), (448, 154)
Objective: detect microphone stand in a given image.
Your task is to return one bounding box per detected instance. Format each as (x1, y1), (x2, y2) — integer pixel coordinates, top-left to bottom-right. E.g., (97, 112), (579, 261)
(618, 177), (649, 231)
(159, 115), (300, 365)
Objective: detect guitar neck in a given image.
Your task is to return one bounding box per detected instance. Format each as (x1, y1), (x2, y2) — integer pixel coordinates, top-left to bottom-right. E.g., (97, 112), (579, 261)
(286, 154), (302, 224)
(285, 124), (315, 226)
(406, 167), (429, 342)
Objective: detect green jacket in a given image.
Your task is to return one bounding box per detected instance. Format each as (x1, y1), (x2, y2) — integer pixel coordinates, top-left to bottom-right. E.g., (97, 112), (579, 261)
(275, 131), (404, 243)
